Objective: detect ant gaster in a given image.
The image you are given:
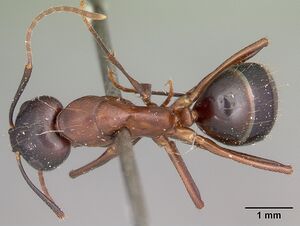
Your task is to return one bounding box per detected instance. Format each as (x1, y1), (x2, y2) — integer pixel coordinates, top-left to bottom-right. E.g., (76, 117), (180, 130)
(8, 2), (293, 219)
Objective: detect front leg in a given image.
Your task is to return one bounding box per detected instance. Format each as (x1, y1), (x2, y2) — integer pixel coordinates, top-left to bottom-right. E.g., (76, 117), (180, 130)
(170, 127), (293, 174)
(69, 137), (142, 178)
(69, 145), (118, 178)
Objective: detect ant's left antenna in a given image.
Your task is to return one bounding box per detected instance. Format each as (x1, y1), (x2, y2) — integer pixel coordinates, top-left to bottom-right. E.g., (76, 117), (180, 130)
(9, 5), (106, 218)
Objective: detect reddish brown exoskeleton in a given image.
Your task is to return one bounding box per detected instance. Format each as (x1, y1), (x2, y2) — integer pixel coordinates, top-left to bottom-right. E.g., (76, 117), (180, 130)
(8, 2), (292, 219)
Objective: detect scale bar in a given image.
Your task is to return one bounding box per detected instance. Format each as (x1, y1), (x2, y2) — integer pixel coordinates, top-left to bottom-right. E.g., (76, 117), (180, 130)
(245, 207), (293, 209)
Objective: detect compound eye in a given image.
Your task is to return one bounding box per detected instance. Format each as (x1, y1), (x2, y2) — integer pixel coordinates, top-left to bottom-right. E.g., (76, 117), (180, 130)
(193, 63), (278, 145)
(9, 96), (71, 170)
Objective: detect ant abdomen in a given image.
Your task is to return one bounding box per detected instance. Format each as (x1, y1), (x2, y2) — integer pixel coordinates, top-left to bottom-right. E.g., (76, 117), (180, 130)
(9, 96), (71, 170)
(193, 63), (278, 145)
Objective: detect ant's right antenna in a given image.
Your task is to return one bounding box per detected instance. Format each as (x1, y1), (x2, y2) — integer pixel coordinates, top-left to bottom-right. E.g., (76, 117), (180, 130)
(9, 6), (106, 128)
(10, 5), (106, 219)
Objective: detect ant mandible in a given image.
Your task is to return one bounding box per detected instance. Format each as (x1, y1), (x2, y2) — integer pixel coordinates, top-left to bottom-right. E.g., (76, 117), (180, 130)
(8, 1), (293, 219)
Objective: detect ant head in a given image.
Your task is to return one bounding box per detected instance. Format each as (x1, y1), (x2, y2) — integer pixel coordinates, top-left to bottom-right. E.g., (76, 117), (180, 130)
(9, 96), (71, 170)
(193, 63), (278, 145)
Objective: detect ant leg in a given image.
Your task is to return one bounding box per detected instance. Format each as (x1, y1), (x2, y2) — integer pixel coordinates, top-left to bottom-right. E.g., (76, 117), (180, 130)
(108, 68), (183, 98)
(69, 145), (118, 178)
(69, 137), (142, 178)
(108, 68), (136, 93)
(161, 80), (174, 107)
(169, 127), (293, 174)
(171, 38), (269, 111)
(79, 5), (155, 105)
(153, 136), (204, 208)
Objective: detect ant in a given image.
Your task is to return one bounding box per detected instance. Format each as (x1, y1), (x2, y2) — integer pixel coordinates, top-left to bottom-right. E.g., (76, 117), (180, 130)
(8, 1), (293, 219)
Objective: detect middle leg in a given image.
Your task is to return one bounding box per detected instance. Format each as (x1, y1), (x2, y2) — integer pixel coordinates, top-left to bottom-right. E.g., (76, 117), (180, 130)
(153, 135), (204, 209)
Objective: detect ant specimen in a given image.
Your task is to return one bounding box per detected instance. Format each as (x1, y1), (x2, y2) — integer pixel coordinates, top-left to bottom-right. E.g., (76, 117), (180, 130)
(8, 2), (293, 219)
